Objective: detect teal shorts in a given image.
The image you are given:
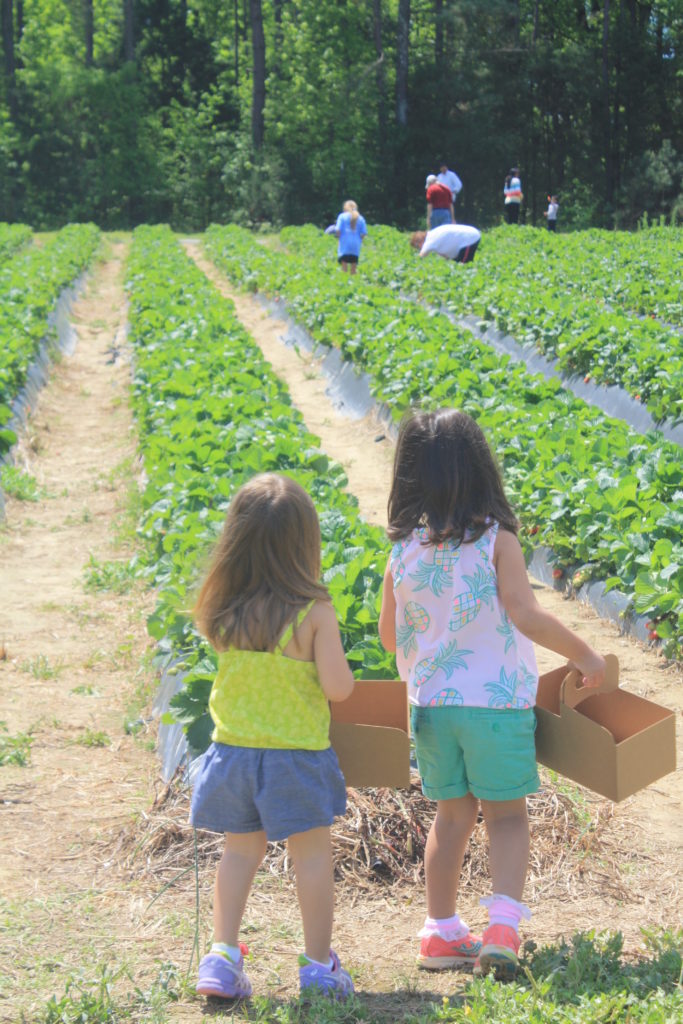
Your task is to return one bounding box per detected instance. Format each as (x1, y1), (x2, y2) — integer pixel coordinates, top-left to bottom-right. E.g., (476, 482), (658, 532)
(410, 705), (540, 802)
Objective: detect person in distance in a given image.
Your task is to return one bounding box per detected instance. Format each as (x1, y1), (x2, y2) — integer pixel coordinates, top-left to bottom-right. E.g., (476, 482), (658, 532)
(410, 223), (481, 263)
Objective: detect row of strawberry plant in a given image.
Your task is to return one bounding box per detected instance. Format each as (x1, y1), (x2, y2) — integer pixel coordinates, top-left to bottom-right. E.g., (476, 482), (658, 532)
(485, 224), (683, 326)
(281, 223), (682, 427)
(283, 221), (683, 328)
(125, 225), (394, 753)
(507, 226), (683, 325)
(280, 220), (683, 322)
(0, 223), (101, 456)
(0, 223), (32, 265)
(204, 224), (683, 658)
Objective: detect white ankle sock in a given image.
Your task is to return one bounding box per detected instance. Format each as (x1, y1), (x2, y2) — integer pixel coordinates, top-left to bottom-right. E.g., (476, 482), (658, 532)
(419, 913), (469, 940)
(480, 893), (530, 933)
(211, 942), (242, 962)
(303, 954), (334, 970)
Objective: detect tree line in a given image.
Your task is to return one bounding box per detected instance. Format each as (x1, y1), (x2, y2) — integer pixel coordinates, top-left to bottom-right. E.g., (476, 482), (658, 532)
(1, 0), (682, 231)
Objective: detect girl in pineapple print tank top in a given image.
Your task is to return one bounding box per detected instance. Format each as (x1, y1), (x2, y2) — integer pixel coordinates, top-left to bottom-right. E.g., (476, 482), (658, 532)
(391, 523), (537, 709)
(379, 409), (606, 981)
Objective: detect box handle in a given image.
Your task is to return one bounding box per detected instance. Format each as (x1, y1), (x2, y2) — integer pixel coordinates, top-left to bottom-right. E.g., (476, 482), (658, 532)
(560, 653), (620, 709)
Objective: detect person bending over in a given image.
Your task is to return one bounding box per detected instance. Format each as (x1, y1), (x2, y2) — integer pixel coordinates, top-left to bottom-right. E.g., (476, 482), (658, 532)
(410, 224), (481, 264)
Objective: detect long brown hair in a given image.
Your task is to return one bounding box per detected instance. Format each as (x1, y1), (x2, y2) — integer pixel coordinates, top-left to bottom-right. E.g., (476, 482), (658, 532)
(387, 409), (518, 545)
(194, 473), (329, 652)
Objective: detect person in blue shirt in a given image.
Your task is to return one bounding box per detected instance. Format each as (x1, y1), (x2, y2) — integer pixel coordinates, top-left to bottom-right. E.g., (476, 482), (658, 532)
(332, 200), (368, 275)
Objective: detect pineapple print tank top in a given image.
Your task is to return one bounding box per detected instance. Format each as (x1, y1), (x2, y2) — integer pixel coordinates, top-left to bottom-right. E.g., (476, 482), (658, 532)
(390, 524), (538, 709)
(209, 602), (331, 750)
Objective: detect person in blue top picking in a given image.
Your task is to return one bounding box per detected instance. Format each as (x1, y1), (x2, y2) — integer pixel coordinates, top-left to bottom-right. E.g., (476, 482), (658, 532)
(331, 199), (368, 274)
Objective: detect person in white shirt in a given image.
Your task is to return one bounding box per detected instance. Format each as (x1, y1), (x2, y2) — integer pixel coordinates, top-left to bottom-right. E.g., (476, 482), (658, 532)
(437, 160), (463, 201)
(410, 224), (481, 264)
(424, 160), (463, 209)
(543, 195), (559, 232)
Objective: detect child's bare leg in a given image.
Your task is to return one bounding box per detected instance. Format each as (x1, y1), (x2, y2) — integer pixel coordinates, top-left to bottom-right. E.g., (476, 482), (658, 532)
(425, 794), (479, 918)
(349, 262), (357, 275)
(288, 826), (334, 963)
(213, 831), (267, 945)
(480, 798), (529, 900)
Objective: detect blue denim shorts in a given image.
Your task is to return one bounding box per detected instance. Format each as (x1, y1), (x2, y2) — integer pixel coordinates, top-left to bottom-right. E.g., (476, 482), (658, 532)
(190, 742), (347, 841)
(430, 208), (452, 228)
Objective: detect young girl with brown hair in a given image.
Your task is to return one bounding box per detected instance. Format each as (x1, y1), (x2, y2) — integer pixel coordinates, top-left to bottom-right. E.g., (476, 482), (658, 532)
(190, 473), (355, 1000)
(379, 409), (605, 980)
(333, 199), (368, 274)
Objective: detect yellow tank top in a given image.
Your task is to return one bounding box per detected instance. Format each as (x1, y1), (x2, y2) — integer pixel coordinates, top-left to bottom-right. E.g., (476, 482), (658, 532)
(209, 602), (331, 750)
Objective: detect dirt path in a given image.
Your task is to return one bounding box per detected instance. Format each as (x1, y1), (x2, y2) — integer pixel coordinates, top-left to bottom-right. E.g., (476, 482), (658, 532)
(0, 236), (680, 1021)
(0, 240), (166, 1021)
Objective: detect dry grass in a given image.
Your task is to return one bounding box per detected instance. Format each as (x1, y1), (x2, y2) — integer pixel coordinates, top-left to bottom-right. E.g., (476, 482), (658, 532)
(108, 767), (645, 908)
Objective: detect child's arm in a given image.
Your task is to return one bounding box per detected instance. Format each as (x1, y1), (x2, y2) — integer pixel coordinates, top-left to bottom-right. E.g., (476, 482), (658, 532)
(378, 560), (397, 652)
(494, 529), (606, 687)
(312, 601), (355, 702)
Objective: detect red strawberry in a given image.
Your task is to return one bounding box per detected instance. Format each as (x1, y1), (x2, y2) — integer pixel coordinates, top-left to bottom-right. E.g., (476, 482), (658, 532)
(552, 568), (564, 579)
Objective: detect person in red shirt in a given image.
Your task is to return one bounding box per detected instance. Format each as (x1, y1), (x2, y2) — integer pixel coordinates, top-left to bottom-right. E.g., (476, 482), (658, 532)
(425, 174), (455, 229)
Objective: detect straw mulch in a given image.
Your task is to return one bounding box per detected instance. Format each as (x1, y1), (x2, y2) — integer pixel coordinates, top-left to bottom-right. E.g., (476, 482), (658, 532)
(108, 768), (635, 902)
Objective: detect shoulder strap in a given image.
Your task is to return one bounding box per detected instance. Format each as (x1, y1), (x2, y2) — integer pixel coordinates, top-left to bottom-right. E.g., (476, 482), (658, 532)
(274, 600), (316, 654)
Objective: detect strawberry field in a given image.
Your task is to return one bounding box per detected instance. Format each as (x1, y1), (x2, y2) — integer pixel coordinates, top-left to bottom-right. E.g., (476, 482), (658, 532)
(126, 226), (392, 754)
(1, 223), (682, 1024)
(2, 221), (682, 747)
(0, 224), (100, 457)
(202, 223), (683, 660)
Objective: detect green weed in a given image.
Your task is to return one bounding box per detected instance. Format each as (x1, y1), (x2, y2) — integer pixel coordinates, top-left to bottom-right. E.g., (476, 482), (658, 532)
(543, 769), (593, 830)
(83, 649), (107, 669)
(108, 457), (144, 549)
(73, 729), (110, 748)
(0, 465), (47, 502)
(71, 684), (98, 696)
(83, 554), (137, 594)
(66, 507), (92, 525)
(20, 654), (62, 679)
(37, 961), (181, 1023)
(522, 928), (682, 1002)
(0, 721), (33, 766)
(124, 716), (147, 736)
